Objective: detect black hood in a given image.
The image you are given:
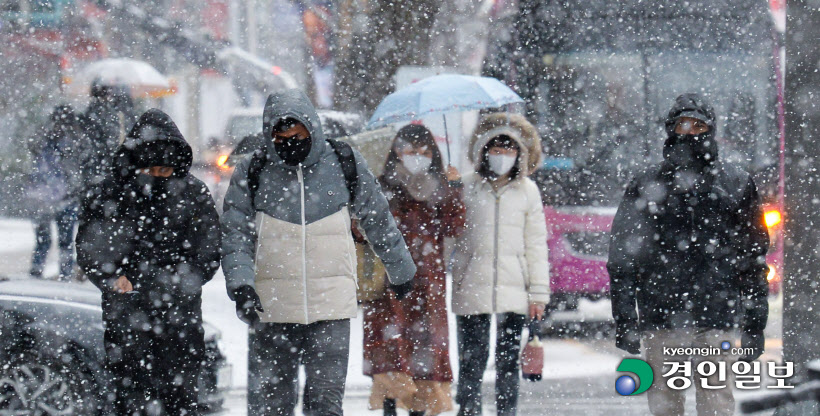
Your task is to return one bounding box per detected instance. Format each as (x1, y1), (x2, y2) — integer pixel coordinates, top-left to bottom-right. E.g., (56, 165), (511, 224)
(662, 93), (719, 169)
(114, 109), (193, 179)
(663, 93), (716, 136)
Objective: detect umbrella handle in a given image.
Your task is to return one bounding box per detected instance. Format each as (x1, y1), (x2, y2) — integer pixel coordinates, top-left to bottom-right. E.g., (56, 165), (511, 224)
(443, 114), (452, 167)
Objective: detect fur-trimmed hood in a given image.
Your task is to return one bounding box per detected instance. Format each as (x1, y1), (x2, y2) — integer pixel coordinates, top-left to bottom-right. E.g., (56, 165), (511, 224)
(469, 112), (542, 176)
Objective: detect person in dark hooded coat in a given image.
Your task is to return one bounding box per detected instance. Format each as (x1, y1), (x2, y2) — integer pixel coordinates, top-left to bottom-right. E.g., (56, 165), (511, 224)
(27, 105), (90, 280)
(79, 82), (138, 187)
(76, 109), (221, 416)
(607, 93), (769, 416)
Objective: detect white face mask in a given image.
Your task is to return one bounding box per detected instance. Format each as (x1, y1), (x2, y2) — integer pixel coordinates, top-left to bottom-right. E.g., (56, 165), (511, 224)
(488, 154), (517, 176)
(402, 155), (433, 175)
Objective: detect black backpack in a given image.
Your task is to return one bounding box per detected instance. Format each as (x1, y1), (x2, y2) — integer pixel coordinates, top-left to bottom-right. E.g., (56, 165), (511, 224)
(246, 138), (358, 209)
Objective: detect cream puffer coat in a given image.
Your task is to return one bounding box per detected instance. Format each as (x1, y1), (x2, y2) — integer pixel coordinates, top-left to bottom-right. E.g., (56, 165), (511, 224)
(451, 115), (550, 316)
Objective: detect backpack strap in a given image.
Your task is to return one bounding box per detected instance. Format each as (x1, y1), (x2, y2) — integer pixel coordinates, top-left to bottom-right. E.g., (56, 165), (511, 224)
(246, 147), (267, 210)
(326, 138), (359, 205)
(245, 139), (358, 211)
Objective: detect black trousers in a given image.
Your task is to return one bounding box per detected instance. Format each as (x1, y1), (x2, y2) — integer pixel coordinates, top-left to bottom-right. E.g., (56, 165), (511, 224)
(456, 313), (525, 416)
(103, 292), (203, 416)
(248, 319), (350, 416)
(30, 204), (77, 279)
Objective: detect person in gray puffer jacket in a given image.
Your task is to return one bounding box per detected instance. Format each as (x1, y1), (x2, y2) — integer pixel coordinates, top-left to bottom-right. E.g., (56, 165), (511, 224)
(221, 89), (416, 416)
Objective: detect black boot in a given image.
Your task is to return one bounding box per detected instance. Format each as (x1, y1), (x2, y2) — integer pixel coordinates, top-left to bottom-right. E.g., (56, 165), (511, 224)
(409, 411), (426, 416)
(384, 398), (397, 416)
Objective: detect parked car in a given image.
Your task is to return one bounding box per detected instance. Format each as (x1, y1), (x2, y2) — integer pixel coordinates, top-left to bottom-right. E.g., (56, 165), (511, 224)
(0, 279), (230, 415)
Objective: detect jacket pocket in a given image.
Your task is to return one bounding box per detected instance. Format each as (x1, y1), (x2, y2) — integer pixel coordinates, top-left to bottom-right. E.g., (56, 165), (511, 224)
(455, 273), (469, 289)
(452, 251), (472, 289)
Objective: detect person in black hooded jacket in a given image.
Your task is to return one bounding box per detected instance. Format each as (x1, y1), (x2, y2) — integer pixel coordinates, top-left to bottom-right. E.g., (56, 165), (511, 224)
(76, 109), (221, 416)
(608, 93), (769, 416)
(79, 82), (139, 188)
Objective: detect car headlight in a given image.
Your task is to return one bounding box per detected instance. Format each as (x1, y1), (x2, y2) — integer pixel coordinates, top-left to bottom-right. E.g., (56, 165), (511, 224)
(216, 154), (231, 170)
(764, 210), (782, 228)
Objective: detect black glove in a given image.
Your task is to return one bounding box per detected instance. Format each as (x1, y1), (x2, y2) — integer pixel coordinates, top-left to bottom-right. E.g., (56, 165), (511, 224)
(232, 285), (263, 325)
(738, 329), (764, 362)
(389, 280), (414, 300)
(615, 324), (641, 355)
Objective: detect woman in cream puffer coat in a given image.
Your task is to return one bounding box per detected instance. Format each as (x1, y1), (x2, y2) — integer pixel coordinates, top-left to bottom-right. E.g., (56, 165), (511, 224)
(452, 113), (550, 416)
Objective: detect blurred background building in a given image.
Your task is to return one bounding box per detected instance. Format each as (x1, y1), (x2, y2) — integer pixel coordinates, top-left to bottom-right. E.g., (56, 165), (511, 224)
(0, 0), (496, 214)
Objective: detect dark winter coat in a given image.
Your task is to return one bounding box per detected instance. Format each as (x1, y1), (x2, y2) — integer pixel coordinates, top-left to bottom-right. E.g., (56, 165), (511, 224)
(27, 107), (90, 215)
(79, 89), (138, 187)
(607, 98), (769, 337)
(76, 109), (221, 360)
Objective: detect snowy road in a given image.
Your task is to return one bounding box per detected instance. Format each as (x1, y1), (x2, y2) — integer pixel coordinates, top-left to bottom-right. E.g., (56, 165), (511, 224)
(200, 270), (633, 415)
(0, 217), (782, 415)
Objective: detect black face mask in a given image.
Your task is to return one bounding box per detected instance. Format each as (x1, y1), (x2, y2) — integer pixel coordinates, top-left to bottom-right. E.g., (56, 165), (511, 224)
(132, 174), (171, 197)
(663, 132), (716, 172)
(274, 136), (312, 166)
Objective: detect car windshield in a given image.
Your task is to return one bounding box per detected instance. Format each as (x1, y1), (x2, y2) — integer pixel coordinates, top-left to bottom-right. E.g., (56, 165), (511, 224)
(534, 50), (778, 207)
(224, 112), (362, 148)
(225, 115), (263, 145)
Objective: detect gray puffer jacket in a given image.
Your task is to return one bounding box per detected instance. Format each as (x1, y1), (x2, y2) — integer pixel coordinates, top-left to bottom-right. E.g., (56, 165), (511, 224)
(221, 89), (415, 324)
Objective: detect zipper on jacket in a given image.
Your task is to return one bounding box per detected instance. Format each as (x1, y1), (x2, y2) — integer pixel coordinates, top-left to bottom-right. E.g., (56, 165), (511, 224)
(492, 193), (501, 312)
(298, 165), (309, 323)
(689, 201), (697, 246)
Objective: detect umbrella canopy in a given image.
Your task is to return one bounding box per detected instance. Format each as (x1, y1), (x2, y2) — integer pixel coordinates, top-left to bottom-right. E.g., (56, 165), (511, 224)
(367, 74), (523, 129)
(76, 58), (175, 98)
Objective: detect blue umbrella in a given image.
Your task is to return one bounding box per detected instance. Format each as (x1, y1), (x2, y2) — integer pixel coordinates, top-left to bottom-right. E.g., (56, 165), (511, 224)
(367, 74), (524, 164)
(368, 74), (523, 128)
